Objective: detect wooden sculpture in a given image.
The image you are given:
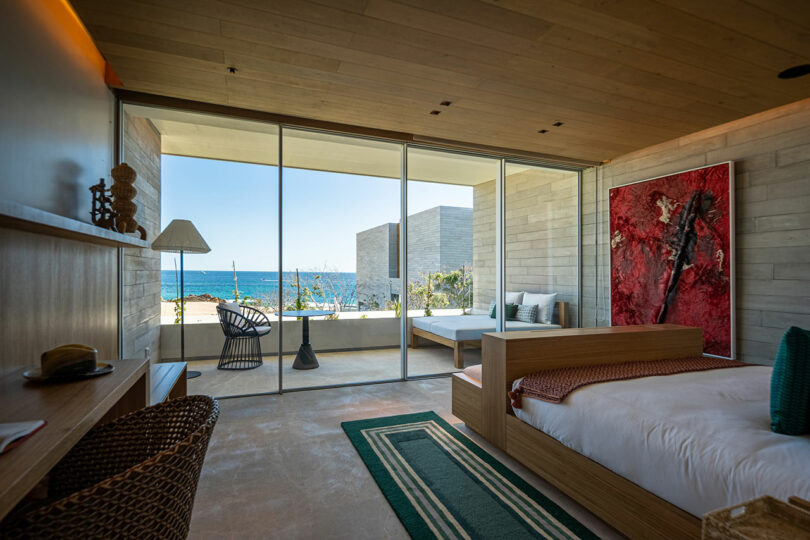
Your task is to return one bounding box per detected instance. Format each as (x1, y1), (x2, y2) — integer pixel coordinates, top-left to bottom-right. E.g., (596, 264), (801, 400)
(110, 162), (147, 240)
(89, 178), (116, 230)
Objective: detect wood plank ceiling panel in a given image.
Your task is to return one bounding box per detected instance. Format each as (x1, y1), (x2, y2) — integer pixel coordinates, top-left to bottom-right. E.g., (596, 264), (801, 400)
(70, 0), (810, 163)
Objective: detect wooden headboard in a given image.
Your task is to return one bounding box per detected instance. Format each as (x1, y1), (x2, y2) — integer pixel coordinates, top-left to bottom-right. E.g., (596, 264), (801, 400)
(480, 324), (703, 448)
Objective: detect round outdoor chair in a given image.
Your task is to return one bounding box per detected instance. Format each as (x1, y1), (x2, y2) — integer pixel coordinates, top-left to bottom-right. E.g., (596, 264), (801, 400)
(216, 303), (272, 370)
(0, 395), (219, 540)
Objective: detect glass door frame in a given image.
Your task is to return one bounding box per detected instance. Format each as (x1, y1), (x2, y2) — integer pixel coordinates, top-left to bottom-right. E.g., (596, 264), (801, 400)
(118, 97), (584, 397)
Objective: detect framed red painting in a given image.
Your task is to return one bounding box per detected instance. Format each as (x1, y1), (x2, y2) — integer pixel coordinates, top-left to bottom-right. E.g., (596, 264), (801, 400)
(609, 162), (735, 358)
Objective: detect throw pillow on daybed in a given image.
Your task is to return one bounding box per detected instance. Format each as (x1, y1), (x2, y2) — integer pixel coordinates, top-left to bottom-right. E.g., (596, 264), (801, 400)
(770, 326), (810, 435)
(522, 292), (557, 324)
(515, 304), (538, 323)
(489, 301), (519, 320)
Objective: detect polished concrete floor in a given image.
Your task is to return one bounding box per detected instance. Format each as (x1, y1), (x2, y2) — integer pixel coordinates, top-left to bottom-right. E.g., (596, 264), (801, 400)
(189, 378), (619, 539)
(188, 346), (482, 397)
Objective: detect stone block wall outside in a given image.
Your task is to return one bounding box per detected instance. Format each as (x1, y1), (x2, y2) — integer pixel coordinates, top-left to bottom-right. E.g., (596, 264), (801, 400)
(472, 168), (580, 326)
(356, 206), (473, 306)
(356, 222), (398, 307)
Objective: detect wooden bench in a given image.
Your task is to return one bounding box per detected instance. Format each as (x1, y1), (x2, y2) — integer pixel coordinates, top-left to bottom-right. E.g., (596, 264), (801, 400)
(149, 362), (187, 406)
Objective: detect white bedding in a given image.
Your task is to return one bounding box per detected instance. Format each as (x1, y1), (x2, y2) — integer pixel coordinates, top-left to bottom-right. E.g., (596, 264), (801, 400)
(511, 366), (810, 517)
(412, 315), (560, 342)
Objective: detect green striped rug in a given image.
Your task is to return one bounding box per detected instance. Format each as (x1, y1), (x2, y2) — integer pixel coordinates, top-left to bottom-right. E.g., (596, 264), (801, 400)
(342, 411), (597, 539)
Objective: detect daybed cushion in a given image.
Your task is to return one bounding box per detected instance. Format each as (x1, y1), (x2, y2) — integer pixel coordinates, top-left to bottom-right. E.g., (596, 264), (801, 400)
(511, 366), (810, 517)
(488, 301), (518, 319)
(219, 302), (247, 328)
(505, 291), (524, 304)
(463, 364), (482, 384)
(522, 292), (557, 324)
(412, 315), (560, 342)
(515, 304), (538, 323)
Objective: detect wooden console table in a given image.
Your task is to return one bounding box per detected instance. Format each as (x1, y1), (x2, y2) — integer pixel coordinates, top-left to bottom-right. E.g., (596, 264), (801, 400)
(0, 358), (149, 520)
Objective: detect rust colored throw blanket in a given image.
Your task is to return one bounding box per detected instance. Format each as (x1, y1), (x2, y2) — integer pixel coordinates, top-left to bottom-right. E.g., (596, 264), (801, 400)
(509, 356), (747, 408)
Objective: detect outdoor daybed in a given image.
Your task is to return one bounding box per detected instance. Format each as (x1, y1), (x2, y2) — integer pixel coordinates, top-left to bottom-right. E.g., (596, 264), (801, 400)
(450, 324), (810, 539)
(411, 301), (568, 368)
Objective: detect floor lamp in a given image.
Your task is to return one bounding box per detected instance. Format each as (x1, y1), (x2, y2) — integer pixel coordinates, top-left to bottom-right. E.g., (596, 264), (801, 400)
(152, 219), (211, 379)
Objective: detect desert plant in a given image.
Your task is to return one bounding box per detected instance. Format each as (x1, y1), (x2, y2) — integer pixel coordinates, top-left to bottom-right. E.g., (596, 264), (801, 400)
(434, 265), (474, 314)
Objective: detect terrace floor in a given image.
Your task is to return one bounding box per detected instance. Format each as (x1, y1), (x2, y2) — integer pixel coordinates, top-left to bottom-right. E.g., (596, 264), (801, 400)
(187, 346), (482, 397)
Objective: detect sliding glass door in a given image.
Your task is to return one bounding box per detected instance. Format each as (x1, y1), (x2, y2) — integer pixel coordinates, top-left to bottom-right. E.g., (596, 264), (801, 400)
(123, 101), (583, 397)
(405, 147), (499, 376)
(504, 163), (580, 329)
(281, 128), (403, 390)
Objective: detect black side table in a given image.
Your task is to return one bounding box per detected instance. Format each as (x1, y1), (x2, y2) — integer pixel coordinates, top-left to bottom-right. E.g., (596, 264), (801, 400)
(281, 310), (334, 369)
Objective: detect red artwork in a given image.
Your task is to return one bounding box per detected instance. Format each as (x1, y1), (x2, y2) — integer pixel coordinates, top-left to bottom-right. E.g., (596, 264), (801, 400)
(610, 163), (734, 358)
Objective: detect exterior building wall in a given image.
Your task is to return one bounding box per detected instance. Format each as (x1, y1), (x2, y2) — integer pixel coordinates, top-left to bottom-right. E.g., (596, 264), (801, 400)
(439, 206), (474, 271)
(472, 169), (579, 326)
(472, 182), (496, 312)
(356, 206), (473, 307)
(356, 222), (398, 308)
(122, 113), (161, 362)
(406, 206), (441, 279)
(582, 98), (810, 365)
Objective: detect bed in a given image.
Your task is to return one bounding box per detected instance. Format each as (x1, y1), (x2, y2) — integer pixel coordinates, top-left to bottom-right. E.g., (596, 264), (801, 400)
(450, 324), (810, 538)
(411, 301), (567, 368)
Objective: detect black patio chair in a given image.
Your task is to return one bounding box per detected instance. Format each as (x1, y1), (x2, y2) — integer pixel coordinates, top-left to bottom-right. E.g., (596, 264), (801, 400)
(215, 304), (272, 370)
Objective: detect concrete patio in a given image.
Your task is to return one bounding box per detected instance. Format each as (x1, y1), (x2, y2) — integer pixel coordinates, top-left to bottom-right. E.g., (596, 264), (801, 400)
(187, 346), (481, 397)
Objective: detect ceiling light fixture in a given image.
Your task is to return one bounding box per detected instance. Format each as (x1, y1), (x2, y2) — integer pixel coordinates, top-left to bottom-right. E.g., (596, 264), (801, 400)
(778, 64), (810, 79)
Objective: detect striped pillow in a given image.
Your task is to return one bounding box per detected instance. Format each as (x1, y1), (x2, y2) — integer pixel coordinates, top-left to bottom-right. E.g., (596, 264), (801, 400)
(515, 304), (538, 324)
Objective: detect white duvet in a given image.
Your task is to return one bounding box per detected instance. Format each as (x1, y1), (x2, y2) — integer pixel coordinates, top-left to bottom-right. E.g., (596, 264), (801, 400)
(511, 366), (810, 517)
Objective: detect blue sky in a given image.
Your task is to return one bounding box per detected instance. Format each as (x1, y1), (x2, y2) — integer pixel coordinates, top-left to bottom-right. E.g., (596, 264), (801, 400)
(160, 155), (472, 272)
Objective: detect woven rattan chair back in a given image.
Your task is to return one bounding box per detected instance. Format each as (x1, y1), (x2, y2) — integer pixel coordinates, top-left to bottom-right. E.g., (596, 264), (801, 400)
(1, 396), (219, 540)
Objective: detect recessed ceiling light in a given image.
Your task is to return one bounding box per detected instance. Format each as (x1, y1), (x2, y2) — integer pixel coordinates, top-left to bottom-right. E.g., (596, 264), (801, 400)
(227, 66), (238, 74)
(537, 129), (548, 134)
(778, 64), (810, 79)
(440, 101), (452, 106)
(430, 110), (441, 115)
(553, 121), (564, 127)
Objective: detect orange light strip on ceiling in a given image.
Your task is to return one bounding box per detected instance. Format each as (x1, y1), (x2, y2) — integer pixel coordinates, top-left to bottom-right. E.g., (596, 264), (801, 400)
(26, 0), (120, 85)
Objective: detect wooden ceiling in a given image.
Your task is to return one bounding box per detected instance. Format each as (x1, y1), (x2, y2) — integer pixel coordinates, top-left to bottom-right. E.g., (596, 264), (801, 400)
(71, 0), (810, 163)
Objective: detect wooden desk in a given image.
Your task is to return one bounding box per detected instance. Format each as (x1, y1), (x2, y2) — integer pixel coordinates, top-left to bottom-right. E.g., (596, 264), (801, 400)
(0, 358), (149, 520)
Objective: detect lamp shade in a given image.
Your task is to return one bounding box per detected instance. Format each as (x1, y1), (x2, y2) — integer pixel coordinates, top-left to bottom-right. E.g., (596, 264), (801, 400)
(151, 219), (210, 253)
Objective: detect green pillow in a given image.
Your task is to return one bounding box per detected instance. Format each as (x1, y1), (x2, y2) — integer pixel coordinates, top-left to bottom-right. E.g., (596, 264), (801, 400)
(770, 326), (810, 435)
(488, 302), (518, 320)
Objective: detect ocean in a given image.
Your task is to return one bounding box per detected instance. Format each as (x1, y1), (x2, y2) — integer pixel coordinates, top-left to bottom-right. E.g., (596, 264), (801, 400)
(161, 270), (357, 305)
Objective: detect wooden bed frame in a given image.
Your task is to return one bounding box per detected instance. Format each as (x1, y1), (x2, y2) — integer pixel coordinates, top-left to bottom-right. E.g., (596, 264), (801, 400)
(411, 301), (568, 369)
(451, 324), (705, 539)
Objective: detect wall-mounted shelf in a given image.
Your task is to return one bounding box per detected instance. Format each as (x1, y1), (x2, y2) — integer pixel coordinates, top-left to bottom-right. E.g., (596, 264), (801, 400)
(0, 200), (149, 248)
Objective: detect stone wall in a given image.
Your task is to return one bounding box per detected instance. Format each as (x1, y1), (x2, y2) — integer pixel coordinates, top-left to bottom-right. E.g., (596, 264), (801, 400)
(472, 169), (580, 326)
(357, 206), (473, 307)
(582, 98), (810, 365)
(356, 222), (398, 308)
(121, 113), (161, 361)
(407, 206), (441, 277)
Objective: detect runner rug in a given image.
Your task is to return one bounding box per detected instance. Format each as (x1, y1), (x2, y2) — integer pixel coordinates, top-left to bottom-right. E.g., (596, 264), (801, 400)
(341, 411), (596, 539)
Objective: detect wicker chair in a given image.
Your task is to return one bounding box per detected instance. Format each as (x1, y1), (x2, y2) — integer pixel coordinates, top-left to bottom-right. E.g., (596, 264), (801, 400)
(216, 304), (272, 370)
(0, 396), (219, 540)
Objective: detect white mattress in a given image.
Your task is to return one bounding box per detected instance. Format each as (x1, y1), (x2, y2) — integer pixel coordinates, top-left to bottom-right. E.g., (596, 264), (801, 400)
(412, 315), (560, 342)
(511, 366), (810, 517)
